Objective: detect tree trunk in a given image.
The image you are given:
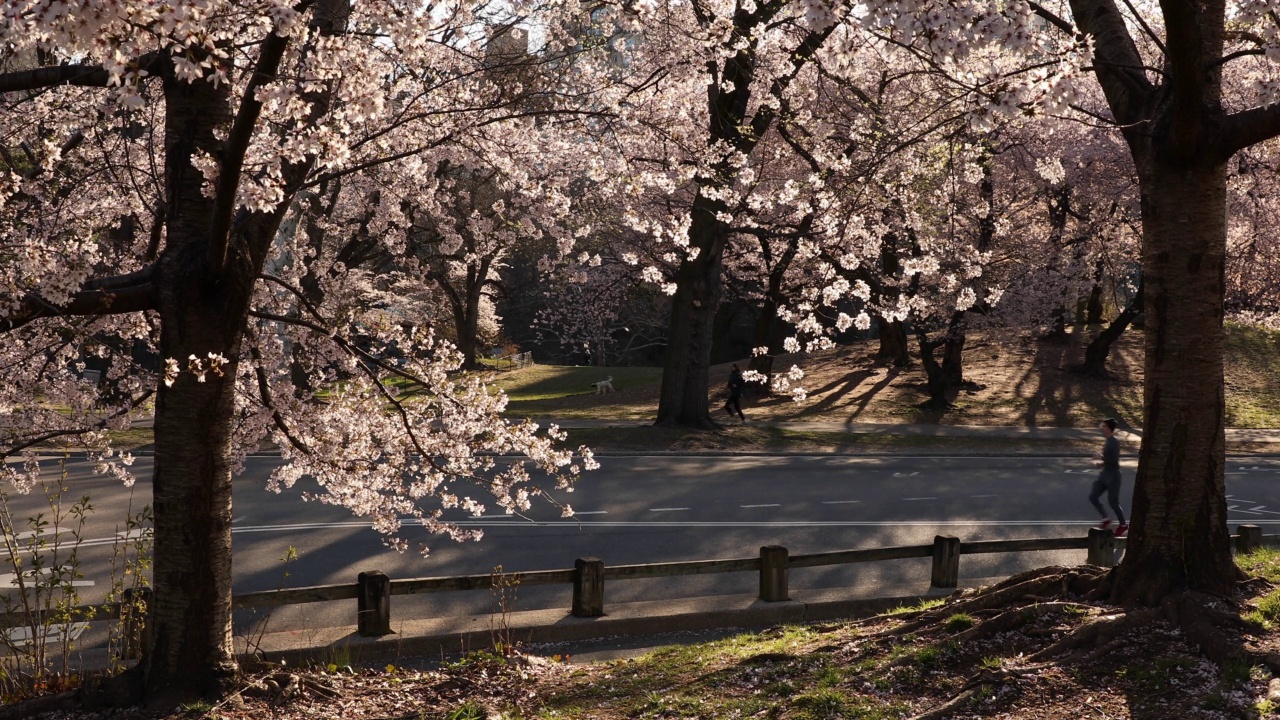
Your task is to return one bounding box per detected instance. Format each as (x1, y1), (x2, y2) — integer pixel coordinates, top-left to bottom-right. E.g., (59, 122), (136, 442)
(1077, 278), (1142, 378)
(942, 312), (966, 385)
(149, 279), (241, 698)
(143, 68), (245, 698)
(875, 318), (909, 367)
(1086, 259), (1105, 325)
(1111, 158), (1239, 603)
(656, 197), (726, 427)
(917, 337), (950, 408)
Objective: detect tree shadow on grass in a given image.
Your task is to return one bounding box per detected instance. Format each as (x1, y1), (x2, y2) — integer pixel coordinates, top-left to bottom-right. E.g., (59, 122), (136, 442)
(1013, 333), (1139, 429)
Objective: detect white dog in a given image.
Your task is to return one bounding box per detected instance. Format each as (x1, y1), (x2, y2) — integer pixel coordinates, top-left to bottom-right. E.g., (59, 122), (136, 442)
(591, 376), (615, 394)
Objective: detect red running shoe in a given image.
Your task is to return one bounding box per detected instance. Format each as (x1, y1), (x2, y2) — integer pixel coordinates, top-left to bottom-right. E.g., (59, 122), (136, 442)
(1096, 519), (1113, 530)
(1114, 523), (1129, 537)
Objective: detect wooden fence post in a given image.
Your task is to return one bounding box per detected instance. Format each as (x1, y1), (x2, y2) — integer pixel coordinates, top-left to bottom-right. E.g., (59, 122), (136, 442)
(1086, 528), (1117, 567)
(121, 586), (151, 661)
(930, 536), (960, 588)
(572, 557), (605, 617)
(357, 570), (392, 637)
(759, 546), (789, 602)
(1237, 524), (1263, 555)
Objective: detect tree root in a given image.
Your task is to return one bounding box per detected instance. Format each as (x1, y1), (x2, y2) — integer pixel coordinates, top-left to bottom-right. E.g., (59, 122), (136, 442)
(1027, 608), (1161, 662)
(907, 668), (1029, 720)
(888, 566), (1107, 637)
(1160, 591), (1280, 674)
(952, 602), (1094, 646)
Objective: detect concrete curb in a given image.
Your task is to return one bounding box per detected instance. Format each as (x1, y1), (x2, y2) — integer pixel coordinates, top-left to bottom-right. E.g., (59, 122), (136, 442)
(244, 589), (956, 667)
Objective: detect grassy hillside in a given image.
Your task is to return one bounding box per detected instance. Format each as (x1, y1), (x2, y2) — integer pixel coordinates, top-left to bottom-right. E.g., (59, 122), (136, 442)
(498, 323), (1280, 429)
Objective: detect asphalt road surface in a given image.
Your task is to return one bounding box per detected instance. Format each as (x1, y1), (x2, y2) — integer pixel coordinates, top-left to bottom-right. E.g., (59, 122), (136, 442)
(4, 453), (1279, 638)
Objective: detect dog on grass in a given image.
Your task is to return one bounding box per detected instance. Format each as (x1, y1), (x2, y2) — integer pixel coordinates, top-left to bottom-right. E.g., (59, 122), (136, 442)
(591, 376), (615, 394)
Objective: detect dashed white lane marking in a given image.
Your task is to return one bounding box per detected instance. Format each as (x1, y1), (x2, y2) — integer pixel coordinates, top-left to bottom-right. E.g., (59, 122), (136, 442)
(649, 507), (690, 512)
(821, 500), (861, 505)
(741, 504), (781, 508)
(893, 472), (920, 477)
(1, 573), (94, 588)
(971, 494), (998, 498)
(1228, 497), (1257, 504)
(902, 497), (937, 501)
(572, 511), (608, 515)
(3, 622), (89, 646)
(477, 515), (515, 520)
(1228, 506), (1263, 515)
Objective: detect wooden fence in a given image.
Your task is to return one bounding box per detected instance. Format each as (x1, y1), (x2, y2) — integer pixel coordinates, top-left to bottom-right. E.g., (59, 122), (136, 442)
(3, 525), (1275, 641)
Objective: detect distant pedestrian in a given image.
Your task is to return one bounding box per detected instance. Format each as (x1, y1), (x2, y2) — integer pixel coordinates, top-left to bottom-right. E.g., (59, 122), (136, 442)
(724, 364), (746, 422)
(1089, 418), (1128, 537)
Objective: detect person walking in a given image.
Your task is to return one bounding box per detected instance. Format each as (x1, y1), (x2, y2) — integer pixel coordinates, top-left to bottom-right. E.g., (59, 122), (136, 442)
(1089, 418), (1128, 536)
(723, 364), (746, 422)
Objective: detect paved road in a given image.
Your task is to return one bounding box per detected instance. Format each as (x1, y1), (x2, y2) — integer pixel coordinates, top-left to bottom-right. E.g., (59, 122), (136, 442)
(5, 454), (1280, 637)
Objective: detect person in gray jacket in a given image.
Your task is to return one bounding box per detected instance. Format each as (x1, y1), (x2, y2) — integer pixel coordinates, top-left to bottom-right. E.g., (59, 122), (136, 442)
(1089, 418), (1128, 537)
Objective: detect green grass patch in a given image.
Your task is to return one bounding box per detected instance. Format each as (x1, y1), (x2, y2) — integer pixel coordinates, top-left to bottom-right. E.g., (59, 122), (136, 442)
(943, 613), (975, 632)
(887, 598), (945, 616)
(1238, 547), (1280, 583)
(495, 365), (662, 403)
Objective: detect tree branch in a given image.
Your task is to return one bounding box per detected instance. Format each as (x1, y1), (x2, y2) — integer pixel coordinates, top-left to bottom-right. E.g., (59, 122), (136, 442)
(1, 283), (155, 333)
(1067, 0), (1155, 128)
(1220, 102), (1280, 157)
(0, 53), (163, 93)
(209, 28), (297, 274)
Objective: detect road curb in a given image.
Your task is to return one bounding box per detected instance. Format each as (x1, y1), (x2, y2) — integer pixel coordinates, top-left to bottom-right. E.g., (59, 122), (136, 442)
(245, 590), (953, 667)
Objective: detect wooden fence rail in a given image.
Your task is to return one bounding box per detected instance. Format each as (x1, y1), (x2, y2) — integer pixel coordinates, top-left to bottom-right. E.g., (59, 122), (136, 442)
(5, 525), (1276, 638)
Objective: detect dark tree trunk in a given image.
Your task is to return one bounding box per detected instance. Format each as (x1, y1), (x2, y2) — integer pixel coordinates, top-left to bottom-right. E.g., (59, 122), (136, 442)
(1077, 278), (1142, 377)
(657, 197), (726, 427)
(876, 318), (909, 367)
(942, 333), (965, 385)
(146, 68), (243, 698)
(941, 311), (966, 386)
(917, 336), (950, 408)
(1111, 158), (1238, 603)
(1086, 259), (1106, 325)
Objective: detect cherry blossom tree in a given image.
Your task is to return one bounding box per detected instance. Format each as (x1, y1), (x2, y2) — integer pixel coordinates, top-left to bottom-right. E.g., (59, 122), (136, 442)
(1025, 0), (1280, 602)
(0, 0), (607, 699)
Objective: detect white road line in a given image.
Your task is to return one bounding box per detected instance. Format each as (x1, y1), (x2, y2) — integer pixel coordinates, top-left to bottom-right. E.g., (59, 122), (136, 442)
(3, 622), (89, 646)
(821, 500), (861, 505)
(970, 494), (998, 498)
(902, 497), (937, 501)
(571, 511), (608, 516)
(1228, 497), (1257, 504)
(649, 507), (690, 512)
(1, 573), (94, 588)
(741, 504), (781, 508)
(477, 515), (515, 520)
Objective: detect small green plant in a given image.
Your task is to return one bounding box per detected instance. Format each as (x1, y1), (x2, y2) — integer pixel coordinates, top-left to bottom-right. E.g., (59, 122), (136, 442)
(104, 495), (154, 671)
(943, 613), (975, 632)
(241, 545), (298, 658)
(490, 564), (520, 656)
(179, 699), (216, 714)
(1223, 657), (1254, 685)
(1256, 698), (1277, 716)
(445, 701), (486, 720)
(912, 645), (942, 669)
(887, 598), (944, 616)
(979, 655), (1002, 671)
(792, 688), (849, 720)
(0, 458), (96, 701)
